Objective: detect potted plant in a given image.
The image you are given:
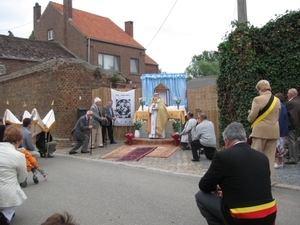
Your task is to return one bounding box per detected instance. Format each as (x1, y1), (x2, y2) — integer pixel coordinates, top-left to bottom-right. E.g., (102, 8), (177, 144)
(133, 119), (146, 138)
(173, 96), (182, 110)
(139, 97), (146, 110)
(169, 119), (181, 146)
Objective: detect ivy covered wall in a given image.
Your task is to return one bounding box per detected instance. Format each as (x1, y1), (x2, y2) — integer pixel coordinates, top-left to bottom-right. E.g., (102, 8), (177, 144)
(217, 10), (300, 144)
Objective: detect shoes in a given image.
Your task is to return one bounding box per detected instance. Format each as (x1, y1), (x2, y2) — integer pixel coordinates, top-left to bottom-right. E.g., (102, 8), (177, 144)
(47, 154), (54, 158)
(98, 145), (104, 148)
(284, 161), (297, 164)
(32, 169), (39, 184)
(191, 159), (199, 162)
(81, 150), (90, 153)
(89, 146), (96, 149)
(39, 151), (46, 157)
(0, 212), (9, 225)
(69, 151), (77, 155)
(20, 178), (27, 188)
(274, 163), (283, 169)
(41, 153), (54, 158)
(110, 142), (118, 144)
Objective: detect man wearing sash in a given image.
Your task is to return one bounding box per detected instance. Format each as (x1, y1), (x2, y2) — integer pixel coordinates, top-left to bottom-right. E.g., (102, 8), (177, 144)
(195, 122), (277, 225)
(248, 80), (281, 185)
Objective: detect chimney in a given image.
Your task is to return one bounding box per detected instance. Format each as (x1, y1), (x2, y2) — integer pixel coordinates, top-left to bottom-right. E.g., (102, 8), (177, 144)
(125, 21), (133, 38)
(63, 0), (72, 20)
(63, 0), (72, 47)
(33, 3), (41, 31)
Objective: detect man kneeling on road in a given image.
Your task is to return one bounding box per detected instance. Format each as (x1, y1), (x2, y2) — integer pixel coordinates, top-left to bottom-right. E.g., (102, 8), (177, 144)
(69, 110), (93, 155)
(195, 122), (277, 225)
(190, 113), (216, 161)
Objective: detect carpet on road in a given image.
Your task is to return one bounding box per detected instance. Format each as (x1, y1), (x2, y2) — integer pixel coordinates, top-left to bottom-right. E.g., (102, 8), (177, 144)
(117, 146), (157, 161)
(101, 144), (179, 160)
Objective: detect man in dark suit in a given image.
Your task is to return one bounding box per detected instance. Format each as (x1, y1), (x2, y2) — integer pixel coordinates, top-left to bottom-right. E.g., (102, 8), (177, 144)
(36, 131), (57, 158)
(69, 110), (93, 154)
(102, 100), (117, 144)
(285, 88), (300, 164)
(0, 118), (5, 142)
(195, 122), (276, 225)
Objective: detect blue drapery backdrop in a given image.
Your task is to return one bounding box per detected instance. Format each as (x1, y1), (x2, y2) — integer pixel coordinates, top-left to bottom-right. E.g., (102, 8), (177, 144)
(141, 73), (187, 107)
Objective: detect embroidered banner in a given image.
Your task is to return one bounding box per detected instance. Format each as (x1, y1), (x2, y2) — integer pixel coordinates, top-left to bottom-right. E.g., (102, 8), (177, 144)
(111, 89), (135, 126)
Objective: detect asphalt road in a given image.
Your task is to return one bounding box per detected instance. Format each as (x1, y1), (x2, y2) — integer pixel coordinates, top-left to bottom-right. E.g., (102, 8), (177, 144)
(10, 155), (300, 225)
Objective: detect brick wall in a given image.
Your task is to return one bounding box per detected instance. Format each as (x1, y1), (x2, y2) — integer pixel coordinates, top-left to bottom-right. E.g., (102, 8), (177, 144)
(0, 58), (38, 74)
(0, 58), (126, 146)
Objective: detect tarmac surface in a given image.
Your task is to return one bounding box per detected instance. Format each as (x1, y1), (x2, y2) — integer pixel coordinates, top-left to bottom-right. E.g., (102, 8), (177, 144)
(55, 140), (300, 191)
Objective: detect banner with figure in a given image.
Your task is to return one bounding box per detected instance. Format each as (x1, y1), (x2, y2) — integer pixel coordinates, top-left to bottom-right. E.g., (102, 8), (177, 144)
(111, 89), (135, 126)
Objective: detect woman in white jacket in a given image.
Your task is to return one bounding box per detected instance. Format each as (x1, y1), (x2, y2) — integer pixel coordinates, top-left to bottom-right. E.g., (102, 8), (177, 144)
(0, 126), (27, 225)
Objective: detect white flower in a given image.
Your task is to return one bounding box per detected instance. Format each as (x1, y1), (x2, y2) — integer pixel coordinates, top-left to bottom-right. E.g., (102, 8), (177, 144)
(139, 97), (146, 104)
(133, 119), (146, 130)
(173, 96), (182, 105)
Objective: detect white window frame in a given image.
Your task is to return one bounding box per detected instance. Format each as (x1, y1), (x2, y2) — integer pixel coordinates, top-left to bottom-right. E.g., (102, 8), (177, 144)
(130, 58), (139, 74)
(48, 29), (54, 41)
(98, 53), (120, 72)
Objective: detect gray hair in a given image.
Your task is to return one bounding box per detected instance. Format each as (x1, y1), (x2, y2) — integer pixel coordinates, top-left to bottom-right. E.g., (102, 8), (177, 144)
(199, 113), (207, 120)
(86, 110), (93, 115)
(222, 122), (246, 141)
(94, 97), (101, 103)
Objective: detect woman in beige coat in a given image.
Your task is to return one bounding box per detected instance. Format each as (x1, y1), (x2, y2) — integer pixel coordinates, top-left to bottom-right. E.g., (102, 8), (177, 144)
(248, 80), (281, 185)
(0, 126), (27, 224)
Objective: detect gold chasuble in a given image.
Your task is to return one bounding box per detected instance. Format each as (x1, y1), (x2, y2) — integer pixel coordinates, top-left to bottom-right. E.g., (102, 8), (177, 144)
(147, 95), (170, 137)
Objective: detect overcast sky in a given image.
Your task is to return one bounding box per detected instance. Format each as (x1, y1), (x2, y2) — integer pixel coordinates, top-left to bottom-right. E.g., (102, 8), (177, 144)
(0, 0), (299, 73)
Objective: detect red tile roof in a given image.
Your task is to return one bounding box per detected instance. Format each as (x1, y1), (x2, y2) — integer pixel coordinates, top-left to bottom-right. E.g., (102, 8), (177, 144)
(51, 2), (144, 49)
(145, 54), (158, 65)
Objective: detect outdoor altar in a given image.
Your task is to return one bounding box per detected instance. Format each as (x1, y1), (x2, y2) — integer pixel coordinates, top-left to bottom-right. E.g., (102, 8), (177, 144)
(133, 105), (186, 138)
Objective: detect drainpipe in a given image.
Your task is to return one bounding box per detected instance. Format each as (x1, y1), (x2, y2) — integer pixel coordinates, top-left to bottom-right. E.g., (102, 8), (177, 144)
(87, 37), (90, 63)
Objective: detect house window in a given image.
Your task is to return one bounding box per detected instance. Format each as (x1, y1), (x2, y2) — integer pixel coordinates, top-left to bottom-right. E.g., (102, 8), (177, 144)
(48, 29), (54, 40)
(130, 58), (139, 74)
(98, 54), (120, 72)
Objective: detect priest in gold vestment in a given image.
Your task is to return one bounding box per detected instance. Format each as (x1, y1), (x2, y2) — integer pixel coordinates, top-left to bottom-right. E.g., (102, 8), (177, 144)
(147, 93), (169, 138)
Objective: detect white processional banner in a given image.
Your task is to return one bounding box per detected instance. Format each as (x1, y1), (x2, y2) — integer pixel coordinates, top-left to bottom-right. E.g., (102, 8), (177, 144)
(111, 89), (135, 126)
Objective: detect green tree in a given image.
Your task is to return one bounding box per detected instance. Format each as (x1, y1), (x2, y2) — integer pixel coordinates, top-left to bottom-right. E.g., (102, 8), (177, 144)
(29, 31), (35, 40)
(185, 51), (220, 77)
(8, 30), (14, 36)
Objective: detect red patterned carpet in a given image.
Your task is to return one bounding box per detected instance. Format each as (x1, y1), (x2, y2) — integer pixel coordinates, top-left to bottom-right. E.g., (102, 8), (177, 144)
(117, 146), (157, 162)
(101, 143), (179, 160)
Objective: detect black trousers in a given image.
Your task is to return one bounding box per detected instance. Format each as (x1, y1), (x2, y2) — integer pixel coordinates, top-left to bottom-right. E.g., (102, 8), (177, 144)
(102, 125), (114, 143)
(191, 140), (216, 160)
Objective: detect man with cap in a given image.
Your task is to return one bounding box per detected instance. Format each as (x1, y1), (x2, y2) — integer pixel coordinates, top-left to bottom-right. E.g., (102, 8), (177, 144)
(89, 97), (107, 149)
(69, 110), (93, 154)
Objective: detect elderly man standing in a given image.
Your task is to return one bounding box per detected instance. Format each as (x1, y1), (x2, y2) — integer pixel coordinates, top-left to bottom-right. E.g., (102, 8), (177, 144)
(195, 122), (277, 225)
(89, 97), (107, 149)
(285, 88), (300, 164)
(69, 110), (93, 154)
(180, 112), (197, 150)
(190, 113), (216, 161)
(20, 118), (40, 158)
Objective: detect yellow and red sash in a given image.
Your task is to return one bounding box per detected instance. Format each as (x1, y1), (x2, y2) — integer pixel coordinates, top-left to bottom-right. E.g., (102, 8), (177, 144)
(230, 199), (277, 219)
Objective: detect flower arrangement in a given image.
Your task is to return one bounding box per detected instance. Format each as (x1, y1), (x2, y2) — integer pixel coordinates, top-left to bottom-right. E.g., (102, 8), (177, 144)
(139, 97), (146, 110)
(133, 119), (146, 130)
(174, 96), (182, 109)
(169, 119), (181, 133)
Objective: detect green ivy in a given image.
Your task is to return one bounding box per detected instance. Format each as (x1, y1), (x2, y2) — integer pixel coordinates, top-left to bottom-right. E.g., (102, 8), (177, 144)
(217, 10), (300, 146)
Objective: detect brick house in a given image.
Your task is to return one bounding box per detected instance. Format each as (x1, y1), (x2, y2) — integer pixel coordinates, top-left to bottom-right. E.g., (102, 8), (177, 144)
(33, 0), (158, 88)
(0, 35), (127, 146)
